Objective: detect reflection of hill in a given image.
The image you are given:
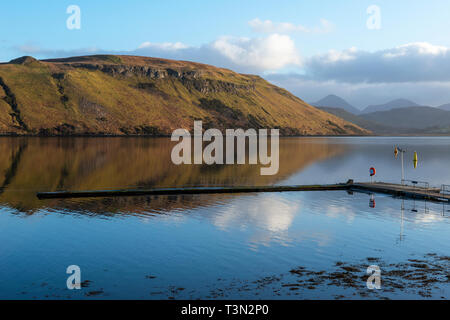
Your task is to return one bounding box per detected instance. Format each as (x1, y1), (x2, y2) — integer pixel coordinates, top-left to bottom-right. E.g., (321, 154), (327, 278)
(0, 137), (347, 213)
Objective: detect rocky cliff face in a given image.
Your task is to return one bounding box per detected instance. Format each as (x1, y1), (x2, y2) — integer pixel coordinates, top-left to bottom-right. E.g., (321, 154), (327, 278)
(53, 61), (256, 94)
(0, 55), (369, 136)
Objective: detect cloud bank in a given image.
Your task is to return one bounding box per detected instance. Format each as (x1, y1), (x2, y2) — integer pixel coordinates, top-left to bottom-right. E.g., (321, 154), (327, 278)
(305, 42), (450, 83)
(14, 18), (450, 108)
(16, 33), (301, 74)
(267, 42), (450, 107)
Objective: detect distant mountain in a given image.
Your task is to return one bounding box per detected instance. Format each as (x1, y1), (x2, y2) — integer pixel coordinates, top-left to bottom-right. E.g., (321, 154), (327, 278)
(313, 94), (361, 115)
(320, 105), (450, 135)
(437, 103), (450, 111)
(361, 106), (450, 130)
(318, 107), (404, 134)
(361, 99), (420, 114)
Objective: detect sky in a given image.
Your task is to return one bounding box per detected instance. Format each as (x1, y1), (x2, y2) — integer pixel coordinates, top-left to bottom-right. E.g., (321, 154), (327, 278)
(2, 0), (450, 108)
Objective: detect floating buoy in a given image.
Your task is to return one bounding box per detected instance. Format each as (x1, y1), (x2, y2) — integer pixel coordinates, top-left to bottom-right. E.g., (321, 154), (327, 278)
(370, 167), (376, 177)
(413, 151), (418, 169)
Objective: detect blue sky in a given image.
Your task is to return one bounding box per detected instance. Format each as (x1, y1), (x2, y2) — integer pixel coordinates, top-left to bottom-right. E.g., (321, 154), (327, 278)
(2, 0), (450, 107)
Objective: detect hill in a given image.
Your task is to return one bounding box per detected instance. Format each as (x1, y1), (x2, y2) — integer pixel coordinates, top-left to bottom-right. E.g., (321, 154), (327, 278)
(361, 98), (420, 114)
(437, 103), (450, 111)
(0, 55), (368, 136)
(361, 106), (450, 130)
(313, 94), (361, 114)
(318, 107), (398, 134)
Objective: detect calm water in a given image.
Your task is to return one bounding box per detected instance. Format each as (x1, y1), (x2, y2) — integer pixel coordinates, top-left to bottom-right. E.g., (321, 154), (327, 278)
(0, 137), (449, 299)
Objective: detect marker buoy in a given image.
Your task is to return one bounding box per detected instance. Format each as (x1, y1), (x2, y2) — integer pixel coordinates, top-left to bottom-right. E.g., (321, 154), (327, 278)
(413, 151), (418, 169)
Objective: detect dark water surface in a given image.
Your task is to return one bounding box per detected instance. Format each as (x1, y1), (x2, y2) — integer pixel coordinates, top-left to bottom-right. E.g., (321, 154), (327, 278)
(0, 137), (449, 299)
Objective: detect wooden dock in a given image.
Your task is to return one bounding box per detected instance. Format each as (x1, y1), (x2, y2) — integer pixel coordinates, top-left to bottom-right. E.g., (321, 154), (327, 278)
(36, 183), (349, 199)
(351, 182), (450, 202)
(36, 181), (450, 202)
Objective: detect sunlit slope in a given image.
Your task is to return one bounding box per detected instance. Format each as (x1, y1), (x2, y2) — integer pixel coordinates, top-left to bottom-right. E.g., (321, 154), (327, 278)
(0, 55), (369, 136)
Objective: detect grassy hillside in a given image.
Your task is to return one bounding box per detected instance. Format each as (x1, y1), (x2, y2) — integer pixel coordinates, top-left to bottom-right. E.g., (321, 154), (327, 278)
(0, 55), (368, 136)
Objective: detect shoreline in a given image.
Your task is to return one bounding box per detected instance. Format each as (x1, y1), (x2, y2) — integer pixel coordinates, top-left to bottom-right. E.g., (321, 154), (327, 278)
(2, 132), (450, 138)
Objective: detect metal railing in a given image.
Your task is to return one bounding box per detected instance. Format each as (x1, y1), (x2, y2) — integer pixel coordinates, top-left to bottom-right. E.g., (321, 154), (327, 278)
(441, 184), (450, 195)
(401, 179), (430, 189)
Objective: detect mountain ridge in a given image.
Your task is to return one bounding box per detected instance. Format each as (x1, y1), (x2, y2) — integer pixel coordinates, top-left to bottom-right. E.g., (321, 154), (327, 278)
(317, 107), (398, 134)
(319, 105), (450, 135)
(437, 103), (450, 111)
(361, 106), (450, 130)
(313, 94), (361, 114)
(361, 98), (420, 114)
(0, 55), (368, 136)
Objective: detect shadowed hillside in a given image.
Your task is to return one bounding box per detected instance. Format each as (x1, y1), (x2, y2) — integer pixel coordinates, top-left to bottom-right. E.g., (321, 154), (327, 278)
(317, 107), (396, 133)
(319, 105), (450, 135)
(362, 106), (450, 130)
(361, 99), (420, 114)
(0, 55), (368, 136)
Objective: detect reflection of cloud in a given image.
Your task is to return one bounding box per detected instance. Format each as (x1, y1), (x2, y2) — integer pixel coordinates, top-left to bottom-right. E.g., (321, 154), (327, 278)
(324, 203), (356, 223)
(372, 198), (444, 221)
(412, 213), (445, 224)
(213, 194), (300, 233)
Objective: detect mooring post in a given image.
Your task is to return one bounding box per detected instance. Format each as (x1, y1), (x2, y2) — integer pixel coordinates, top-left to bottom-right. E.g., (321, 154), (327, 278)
(401, 151), (404, 185)
(396, 146), (406, 185)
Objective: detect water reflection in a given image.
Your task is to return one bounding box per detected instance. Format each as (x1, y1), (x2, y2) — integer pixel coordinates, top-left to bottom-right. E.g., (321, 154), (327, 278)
(1, 136), (450, 219)
(1, 137), (450, 300)
(0, 137), (347, 213)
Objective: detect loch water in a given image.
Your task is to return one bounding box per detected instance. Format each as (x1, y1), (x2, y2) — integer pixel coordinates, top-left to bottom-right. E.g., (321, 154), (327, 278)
(0, 136), (449, 299)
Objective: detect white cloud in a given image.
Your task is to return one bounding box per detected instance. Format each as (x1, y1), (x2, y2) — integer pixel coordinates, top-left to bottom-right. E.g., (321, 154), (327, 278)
(306, 42), (450, 83)
(248, 18), (333, 34)
(211, 34), (301, 70)
(132, 34), (301, 72)
(14, 38), (450, 107)
(383, 42), (448, 58)
(137, 41), (189, 50)
(266, 75), (450, 108)
(15, 34), (301, 73)
(321, 47), (358, 63)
